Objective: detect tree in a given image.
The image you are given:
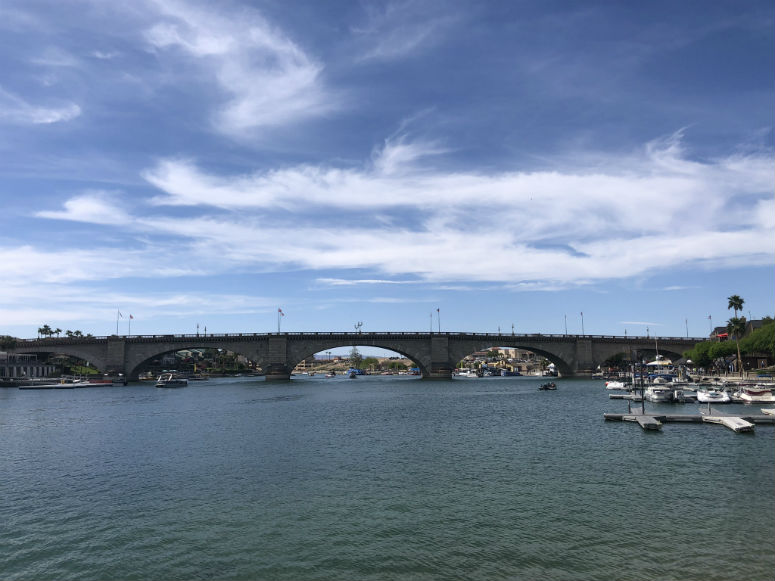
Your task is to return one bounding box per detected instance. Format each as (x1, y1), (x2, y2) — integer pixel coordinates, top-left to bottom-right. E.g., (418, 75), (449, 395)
(727, 316), (746, 376)
(39, 324), (53, 338)
(727, 295), (745, 319)
(0, 335), (17, 349)
(54, 328), (62, 338)
(362, 357), (379, 371)
(66, 330), (74, 338)
(349, 347), (362, 369)
(740, 320), (775, 358)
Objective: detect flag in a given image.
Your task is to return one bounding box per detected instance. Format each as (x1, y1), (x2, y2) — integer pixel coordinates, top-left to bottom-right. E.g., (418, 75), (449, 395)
(278, 308), (285, 316)
(118, 310), (123, 318)
(436, 308), (440, 313)
(129, 314), (134, 320)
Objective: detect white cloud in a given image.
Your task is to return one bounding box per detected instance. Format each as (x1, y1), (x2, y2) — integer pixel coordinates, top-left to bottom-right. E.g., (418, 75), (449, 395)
(0, 86), (80, 124)
(351, 0), (456, 62)
(144, 0), (330, 135)
(36, 191), (130, 223)
(31, 133), (775, 290)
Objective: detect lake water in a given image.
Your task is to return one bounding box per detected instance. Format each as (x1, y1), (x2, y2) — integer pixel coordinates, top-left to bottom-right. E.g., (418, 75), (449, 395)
(1, 376), (773, 580)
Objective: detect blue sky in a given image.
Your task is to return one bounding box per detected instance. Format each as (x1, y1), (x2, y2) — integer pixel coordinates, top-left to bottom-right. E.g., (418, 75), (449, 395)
(1, 0), (772, 341)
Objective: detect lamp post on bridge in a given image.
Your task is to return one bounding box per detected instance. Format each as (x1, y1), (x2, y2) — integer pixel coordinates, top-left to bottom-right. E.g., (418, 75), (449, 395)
(580, 312), (585, 336)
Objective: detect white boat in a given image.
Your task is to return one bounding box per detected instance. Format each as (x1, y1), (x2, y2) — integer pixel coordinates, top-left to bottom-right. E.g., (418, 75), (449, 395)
(644, 386), (673, 403)
(155, 373), (188, 388)
(605, 380), (628, 390)
(456, 369), (478, 378)
(735, 384), (775, 403)
(761, 408), (775, 416)
(696, 388), (730, 404)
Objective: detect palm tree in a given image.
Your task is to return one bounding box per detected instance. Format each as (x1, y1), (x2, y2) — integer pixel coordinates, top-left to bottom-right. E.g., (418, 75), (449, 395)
(54, 328), (62, 338)
(727, 295), (745, 319)
(40, 324), (53, 339)
(727, 316), (746, 377)
(66, 330), (74, 338)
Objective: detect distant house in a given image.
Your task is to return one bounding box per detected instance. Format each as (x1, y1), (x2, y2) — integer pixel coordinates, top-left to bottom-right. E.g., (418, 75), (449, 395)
(710, 326), (729, 341)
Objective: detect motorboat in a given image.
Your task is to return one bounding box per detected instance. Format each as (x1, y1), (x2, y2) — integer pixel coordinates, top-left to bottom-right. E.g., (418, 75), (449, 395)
(348, 370), (357, 379)
(500, 369), (521, 376)
(538, 382), (556, 390)
(605, 380), (627, 390)
(696, 388), (730, 404)
(19, 378), (92, 390)
(155, 373), (188, 388)
(644, 385), (673, 403)
(456, 369), (478, 378)
(734, 384), (775, 403)
(761, 408), (775, 416)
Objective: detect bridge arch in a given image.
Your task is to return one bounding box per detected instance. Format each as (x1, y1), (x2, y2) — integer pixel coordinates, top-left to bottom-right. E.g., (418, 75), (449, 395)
(125, 341), (260, 380)
(10, 343), (110, 374)
(448, 340), (574, 377)
(287, 341), (428, 377)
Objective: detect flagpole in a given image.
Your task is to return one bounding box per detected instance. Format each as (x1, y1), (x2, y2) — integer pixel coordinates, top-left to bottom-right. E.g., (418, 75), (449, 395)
(128, 316), (131, 336)
(116, 307), (120, 335)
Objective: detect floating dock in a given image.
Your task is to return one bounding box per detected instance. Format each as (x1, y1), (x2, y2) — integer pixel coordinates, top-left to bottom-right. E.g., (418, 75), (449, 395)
(604, 408), (774, 432)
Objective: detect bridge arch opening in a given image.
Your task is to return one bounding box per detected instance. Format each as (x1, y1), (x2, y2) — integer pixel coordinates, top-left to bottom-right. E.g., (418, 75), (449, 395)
(289, 345), (425, 378)
(10, 346), (109, 376)
(128, 345), (260, 380)
(451, 343), (573, 377)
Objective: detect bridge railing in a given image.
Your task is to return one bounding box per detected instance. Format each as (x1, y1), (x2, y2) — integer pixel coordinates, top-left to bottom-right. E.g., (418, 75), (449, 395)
(13, 332), (705, 344)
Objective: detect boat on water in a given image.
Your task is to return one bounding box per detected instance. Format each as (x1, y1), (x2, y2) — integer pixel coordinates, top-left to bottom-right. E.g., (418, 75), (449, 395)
(644, 385), (673, 403)
(456, 369), (478, 378)
(325, 371), (336, 378)
(696, 388), (731, 404)
(348, 370), (357, 379)
(19, 378), (93, 390)
(538, 382), (556, 390)
(733, 384), (775, 403)
(761, 408), (775, 416)
(605, 380), (628, 390)
(500, 369), (521, 376)
(155, 373), (188, 388)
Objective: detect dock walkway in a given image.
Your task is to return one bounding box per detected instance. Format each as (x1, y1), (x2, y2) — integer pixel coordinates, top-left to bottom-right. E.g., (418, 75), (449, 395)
(604, 408), (774, 432)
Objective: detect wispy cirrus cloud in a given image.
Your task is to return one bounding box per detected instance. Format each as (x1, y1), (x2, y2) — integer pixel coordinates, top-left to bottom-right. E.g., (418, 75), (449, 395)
(145, 0), (331, 136)
(35, 191), (130, 223)
(36, 132), (774, 288)
(0, 86), (80, 124)
(351, 0), (457, 62)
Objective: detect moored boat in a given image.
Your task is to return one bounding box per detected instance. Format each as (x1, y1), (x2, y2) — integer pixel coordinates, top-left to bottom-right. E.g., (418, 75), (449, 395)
(696, 388), (731, 404)
(155, 373), (188, 388)
(605, 380), (627, 390)
(734, 384), (775, 403)
(538, 382), (556, 390)
(644, 385), (673, 403)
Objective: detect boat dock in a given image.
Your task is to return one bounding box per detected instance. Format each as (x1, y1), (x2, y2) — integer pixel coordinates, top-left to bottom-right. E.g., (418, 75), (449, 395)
(604, 408), (774, 433)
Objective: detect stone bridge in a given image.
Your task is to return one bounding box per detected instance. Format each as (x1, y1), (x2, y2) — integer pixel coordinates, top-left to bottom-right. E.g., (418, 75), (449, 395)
(8, 332), (702, 380)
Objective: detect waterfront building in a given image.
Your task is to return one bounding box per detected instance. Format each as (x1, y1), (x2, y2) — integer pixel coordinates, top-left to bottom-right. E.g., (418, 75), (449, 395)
(0, 352), (57, 378)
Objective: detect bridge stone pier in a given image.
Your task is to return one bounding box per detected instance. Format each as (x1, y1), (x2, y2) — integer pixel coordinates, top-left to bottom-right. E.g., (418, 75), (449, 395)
(8, 332), (702, 381)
